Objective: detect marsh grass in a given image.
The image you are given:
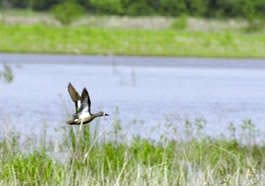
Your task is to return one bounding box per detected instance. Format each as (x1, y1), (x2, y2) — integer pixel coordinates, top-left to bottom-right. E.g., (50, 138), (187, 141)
(0, 117), (265, 185)
(0, 23), (265, 57)
(0, 10), (265, 58)
(0, 64), (14, 83)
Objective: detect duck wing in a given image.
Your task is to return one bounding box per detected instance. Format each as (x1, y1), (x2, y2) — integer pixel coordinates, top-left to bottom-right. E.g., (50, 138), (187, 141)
(80, 88), (91, 114)
(67, 82), (81, 113)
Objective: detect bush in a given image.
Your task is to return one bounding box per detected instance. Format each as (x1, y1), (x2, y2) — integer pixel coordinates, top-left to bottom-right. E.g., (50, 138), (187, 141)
(171, 15), (188, 30)
(244, 19), (265, 33)
(50, 2), (85, 25)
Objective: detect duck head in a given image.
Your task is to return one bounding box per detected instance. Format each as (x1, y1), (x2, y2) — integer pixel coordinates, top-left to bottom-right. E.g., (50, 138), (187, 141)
(97, 111), (109, 117)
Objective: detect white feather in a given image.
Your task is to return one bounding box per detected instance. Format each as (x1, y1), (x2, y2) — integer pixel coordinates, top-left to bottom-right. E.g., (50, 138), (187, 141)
(79, 111), (91, 120)
(81, 106), (89, 113)
(77, 100), (81, 110)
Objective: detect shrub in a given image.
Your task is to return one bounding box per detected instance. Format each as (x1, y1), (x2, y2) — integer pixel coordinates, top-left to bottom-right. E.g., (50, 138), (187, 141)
(244, 19), (265, 33)
(50, 2), (85, 25)
(171, 15), (188, 30)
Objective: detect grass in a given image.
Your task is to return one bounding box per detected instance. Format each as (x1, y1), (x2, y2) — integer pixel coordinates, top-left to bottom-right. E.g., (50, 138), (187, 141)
(0, 118), (265, 185)
(0, 9), (265, 58)
(0, 23), (265, 58)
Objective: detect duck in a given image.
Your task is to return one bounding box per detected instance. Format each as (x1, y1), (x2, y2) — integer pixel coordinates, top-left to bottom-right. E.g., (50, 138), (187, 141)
(66, 82), (109, 126)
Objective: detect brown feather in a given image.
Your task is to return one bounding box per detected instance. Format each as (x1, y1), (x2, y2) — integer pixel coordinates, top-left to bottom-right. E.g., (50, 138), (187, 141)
(68, 82), (81, 102)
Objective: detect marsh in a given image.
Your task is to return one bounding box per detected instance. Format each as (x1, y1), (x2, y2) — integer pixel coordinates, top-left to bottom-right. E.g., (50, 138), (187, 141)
(0, 54), (265, 141)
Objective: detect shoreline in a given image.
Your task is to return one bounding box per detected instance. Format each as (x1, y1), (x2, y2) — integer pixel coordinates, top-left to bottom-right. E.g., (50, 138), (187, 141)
(1, 53), (265, 69)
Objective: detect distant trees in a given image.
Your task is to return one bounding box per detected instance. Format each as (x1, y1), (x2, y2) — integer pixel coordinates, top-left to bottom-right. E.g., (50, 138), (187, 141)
(1, 0), (265, 18)
(90, 0), (123, 14)
(0, 0), (59, 9)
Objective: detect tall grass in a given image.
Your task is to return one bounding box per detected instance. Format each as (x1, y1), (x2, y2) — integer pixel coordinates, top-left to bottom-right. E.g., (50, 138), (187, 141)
(0, 23), (265, 57)
(0, 118), (264, 185)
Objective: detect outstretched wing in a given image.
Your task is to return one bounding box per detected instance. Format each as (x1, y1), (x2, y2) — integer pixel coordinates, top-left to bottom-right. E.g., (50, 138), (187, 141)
(67, 82), (81, 113)
(80, 88), (91, 114)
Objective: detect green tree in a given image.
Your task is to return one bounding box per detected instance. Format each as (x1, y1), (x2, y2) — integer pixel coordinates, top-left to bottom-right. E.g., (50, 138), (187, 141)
(90, 0), (124, 14)
(186, 0), (208, 16)
(159, 0), (187, 16)
(125, 0), (155, 16)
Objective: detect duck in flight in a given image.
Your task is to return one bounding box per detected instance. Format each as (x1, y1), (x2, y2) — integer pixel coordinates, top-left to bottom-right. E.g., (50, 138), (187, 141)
(66, 82), (109, 125)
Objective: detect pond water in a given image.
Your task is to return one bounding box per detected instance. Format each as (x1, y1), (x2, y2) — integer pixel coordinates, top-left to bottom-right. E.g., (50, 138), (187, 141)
(0, 54), (265, 141)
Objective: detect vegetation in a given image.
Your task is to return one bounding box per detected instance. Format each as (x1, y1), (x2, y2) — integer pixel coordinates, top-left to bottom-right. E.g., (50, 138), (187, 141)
(0, 23), (264, 58)
(0, 118), (264, 185)
(171, 15), (188, 30)
(1, 0), (265, 19)
(50, 2), (85, 25)
(0, 64), (14, 83)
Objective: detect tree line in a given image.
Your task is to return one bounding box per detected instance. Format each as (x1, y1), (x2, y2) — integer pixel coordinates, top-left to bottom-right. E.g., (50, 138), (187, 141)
(1, 0), (265, 18)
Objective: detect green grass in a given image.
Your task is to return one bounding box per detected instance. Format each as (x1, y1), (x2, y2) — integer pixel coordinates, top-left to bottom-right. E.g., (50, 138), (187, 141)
(0, 23), (265, 58)
(0, 118), (265, 185)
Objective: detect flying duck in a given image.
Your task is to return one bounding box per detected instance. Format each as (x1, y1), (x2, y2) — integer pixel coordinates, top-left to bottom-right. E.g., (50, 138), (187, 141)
(66, 82), (109, 126)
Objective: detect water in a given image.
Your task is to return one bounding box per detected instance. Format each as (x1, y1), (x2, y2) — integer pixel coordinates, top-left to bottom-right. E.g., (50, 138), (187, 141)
(0, 54), (265, 140)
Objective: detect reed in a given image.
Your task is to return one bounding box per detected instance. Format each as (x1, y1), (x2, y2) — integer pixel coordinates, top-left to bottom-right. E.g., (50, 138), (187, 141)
(0, 118), (264, 185)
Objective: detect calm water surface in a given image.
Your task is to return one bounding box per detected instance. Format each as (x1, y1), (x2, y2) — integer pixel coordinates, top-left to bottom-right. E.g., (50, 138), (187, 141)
(1, 54), (265, 140)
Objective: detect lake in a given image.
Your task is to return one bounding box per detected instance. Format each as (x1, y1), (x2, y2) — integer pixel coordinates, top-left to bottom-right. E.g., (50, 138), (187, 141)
(1, 53), (265, 141)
